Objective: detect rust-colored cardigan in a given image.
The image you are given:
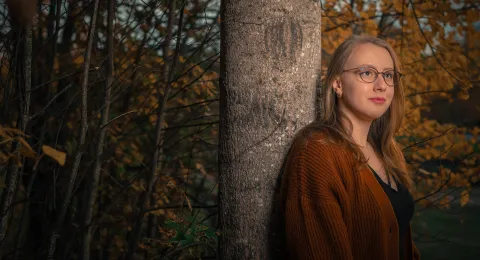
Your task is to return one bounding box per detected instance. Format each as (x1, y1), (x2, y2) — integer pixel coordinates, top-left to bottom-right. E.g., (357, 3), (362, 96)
(281, 131), (420, 260)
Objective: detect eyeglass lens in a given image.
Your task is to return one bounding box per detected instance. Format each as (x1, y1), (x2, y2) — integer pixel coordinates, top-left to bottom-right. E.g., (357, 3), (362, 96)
(359, 67), (399, 86)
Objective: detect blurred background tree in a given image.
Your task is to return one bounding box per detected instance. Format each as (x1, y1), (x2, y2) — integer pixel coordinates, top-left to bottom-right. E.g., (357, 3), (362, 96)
(0, 0), (478, 259)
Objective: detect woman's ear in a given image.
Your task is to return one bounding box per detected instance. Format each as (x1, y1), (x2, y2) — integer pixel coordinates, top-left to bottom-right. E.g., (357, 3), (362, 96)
(332, 77), (343, 97)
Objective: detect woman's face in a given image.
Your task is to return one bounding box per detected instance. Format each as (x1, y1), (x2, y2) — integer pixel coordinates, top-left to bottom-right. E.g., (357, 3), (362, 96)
(333, 43), (395, 123)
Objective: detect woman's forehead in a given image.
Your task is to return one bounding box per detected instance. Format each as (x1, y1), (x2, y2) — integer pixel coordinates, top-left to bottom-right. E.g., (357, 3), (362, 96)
(345, 43), (394, 70)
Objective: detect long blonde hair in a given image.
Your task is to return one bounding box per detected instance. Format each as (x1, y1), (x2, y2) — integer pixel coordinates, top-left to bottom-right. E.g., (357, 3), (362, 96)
(299, 35), (411, 189)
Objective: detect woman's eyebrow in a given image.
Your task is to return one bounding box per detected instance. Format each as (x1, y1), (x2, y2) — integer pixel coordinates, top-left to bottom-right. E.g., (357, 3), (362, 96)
(357, 64), (394, 71)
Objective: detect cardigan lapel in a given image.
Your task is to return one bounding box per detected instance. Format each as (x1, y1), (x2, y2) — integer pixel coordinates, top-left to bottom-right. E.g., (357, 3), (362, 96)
(361, 166), (397, 223)
(360, 166), (400, 260)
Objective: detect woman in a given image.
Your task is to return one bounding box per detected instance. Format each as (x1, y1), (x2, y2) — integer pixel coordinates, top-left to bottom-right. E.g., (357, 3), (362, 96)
(281, 35), (420, 260)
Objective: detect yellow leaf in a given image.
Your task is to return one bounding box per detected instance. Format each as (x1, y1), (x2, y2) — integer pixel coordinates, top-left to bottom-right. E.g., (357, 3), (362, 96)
(0, 137), (12, 146)
(19, 146), (36, 159)
(42, 145), (66, 166)
(16, 137), (35, 153)
(418, 169), (431, 175)
(73, 55), (84, 66)
(3, 127), (25, 136)
(0, 151), (9, 164)
(185, 193), (192, 212)
(138, 243), (151, 250)
(166, 180), (176, 189)
(195, 162), (207, 176)
(0, 125), (7, 137)
(458, 90), (470, 100)
(460, 190), (469, 207)
(393, 0), (403, 12)
(123, 204), (132, 214)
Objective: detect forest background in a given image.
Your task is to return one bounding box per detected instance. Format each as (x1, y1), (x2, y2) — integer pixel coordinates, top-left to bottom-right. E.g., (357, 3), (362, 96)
(0, 0), (479, 259)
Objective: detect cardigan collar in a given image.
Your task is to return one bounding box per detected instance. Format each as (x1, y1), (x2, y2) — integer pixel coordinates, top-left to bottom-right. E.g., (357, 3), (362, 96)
(361, 165), (415, 260)
(361, 166), (398, 229)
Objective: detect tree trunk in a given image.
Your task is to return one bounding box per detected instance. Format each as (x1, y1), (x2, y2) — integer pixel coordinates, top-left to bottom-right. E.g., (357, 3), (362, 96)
(81, 0), (114, 259)
(13, 0), (61, 255)
(0, 27), (33, 253)
(46, 0), (101, 258)
(219, 0), (322, 259)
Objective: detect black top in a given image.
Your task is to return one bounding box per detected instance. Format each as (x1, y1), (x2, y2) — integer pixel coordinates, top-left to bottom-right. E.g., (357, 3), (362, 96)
(369, 166), (415, 260)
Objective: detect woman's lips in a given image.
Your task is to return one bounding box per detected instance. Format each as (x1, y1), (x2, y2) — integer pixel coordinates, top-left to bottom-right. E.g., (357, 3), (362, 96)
(369, 97), (386, 104)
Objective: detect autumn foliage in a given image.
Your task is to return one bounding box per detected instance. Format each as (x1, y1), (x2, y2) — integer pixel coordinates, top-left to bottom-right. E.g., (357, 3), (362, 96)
(321, 0), (480, 210)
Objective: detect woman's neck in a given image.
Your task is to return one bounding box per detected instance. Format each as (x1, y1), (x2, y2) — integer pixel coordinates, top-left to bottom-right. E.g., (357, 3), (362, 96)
(340, 114), (372, 148)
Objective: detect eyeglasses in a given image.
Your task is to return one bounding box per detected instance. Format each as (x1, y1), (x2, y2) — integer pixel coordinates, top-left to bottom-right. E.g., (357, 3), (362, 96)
(342, 66), (403, 86)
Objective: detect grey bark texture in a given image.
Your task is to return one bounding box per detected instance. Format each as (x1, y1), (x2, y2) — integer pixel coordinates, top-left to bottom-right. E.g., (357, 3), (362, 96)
(219, 0), (322, 259)
(0, 28), (32, 252)
(47, 0), (100, 257)
(81, 0), (114, 259)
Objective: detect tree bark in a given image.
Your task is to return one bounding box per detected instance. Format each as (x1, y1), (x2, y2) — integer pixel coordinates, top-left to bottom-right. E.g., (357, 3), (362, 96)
(13, 1), (61, 257)
(46, 0), (101, 258)
(219, 0), (322, 259)
(0, 27), (33, 252)
(0, 31), (32, 256)
(81, 0), (114, 259)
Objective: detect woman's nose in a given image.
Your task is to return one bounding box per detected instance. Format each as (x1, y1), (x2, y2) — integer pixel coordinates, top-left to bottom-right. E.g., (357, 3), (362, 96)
(373, 75), (387, 91)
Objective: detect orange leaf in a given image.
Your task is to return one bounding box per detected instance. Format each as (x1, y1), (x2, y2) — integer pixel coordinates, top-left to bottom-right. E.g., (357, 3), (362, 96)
(42, 145), (66, 166)
(460, 190), (469, 207)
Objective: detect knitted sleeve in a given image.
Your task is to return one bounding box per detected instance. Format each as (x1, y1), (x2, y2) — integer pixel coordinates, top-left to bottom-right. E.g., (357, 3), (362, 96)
(282, 141), (353, 260)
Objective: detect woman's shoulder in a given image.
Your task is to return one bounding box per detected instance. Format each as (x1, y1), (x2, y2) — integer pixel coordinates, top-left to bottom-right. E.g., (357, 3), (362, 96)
(282, 128), (353, 197)
(286, 125), (360, 173)
(291, 127), (344, 155)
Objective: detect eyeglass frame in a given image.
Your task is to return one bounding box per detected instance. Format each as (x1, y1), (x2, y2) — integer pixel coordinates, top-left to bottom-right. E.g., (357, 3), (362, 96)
(342, 66), (403, 86)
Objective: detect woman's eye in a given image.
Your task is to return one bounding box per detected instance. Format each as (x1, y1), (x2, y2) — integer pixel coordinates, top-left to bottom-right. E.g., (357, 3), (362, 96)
(384, 72), (393, 78)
